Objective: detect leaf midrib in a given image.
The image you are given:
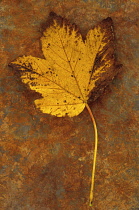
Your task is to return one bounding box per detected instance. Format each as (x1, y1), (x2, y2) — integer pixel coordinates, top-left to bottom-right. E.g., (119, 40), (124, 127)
(57, 28), (86, 102)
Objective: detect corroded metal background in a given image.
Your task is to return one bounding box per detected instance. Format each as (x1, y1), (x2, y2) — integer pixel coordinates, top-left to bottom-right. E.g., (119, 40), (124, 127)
(0, 0), (139, 209)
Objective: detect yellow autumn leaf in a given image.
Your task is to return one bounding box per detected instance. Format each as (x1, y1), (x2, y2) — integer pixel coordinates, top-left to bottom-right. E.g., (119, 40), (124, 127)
(9, 12), (121, 206)
(10, 12), (117, 117)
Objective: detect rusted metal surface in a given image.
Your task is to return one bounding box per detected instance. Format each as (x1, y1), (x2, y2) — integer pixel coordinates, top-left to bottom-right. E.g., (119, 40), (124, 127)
(0, 0), (139, 209)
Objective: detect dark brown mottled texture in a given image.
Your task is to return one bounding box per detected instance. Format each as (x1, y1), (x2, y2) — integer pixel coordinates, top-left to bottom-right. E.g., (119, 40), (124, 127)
(0, 0), (139, 209)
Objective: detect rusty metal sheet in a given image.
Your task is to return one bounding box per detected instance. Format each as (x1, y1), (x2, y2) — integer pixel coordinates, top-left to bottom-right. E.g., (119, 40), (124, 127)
(1, 0), (139, 209)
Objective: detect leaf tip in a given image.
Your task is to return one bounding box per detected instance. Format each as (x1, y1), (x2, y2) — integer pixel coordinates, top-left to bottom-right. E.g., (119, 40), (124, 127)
(49, 11), (58, 18)
(104, 17), (112, 22)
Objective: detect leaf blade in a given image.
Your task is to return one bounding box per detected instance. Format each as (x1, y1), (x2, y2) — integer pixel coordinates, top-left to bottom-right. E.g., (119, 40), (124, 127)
(10, 14), (119, 117)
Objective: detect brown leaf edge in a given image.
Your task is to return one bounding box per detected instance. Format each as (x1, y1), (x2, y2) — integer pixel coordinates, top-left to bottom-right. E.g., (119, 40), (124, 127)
(88, 17), (122, 103)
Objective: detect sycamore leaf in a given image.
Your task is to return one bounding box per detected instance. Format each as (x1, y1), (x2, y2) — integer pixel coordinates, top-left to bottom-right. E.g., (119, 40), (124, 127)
(10, 12), (120, 117)
(9, 12), (122, 206)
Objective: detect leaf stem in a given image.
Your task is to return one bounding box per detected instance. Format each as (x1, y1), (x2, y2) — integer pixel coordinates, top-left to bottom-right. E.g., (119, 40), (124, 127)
(85, 103), (98, 207)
